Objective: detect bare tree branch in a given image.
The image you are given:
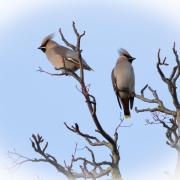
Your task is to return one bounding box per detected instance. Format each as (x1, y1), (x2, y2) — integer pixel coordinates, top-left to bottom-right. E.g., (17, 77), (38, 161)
(11, 22), (122, 180)
(74, 146), (112, 166)
(58, 23), (121, 178)
(64, 143), (78, 172)
(145, 113), (180, 149)
(135, 43), (180, 178)
(64, 122), (110, 148)
(157, 45), (180, 109)
(59, 21), (85, 83)
(172, 42), (180, 84)
(59, 28), (76, 51)
(135, 85), (176, 116)
(56, 22), (122, 179)
(10, 134), (112, 180)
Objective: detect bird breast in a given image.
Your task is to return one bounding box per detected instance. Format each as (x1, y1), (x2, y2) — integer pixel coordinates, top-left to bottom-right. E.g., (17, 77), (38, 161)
(45, 48), (65, 69)
(115, 61), (135, 94)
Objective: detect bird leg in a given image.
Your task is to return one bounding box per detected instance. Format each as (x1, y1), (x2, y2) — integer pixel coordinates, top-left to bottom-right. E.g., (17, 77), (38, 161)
(55, 66), (74, 76)
(131, 91), (135, 97)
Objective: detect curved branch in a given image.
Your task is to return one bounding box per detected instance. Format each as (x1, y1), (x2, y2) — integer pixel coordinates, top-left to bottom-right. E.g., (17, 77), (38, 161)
(148, 113), (180, 149)
(37, 22), (122, 179)
(74, 146), (112, 166)
(172, 42), (180, 84)
(64, 122), (109, 147)
(135, 85), (176, 116)
(157, 45), (180, 109)
(58, 22), (120, 168)
(59, 28), (76, 51)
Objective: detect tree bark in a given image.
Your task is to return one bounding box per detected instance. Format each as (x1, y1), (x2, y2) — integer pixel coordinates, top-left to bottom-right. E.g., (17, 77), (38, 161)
(67, 176), (75, 180)
(175, 110), (180, 179)
(176, 110), (180, 137)
(67, 174), (76, 180)
(111, 166), (122, 180)
(175, 150), (180, 179)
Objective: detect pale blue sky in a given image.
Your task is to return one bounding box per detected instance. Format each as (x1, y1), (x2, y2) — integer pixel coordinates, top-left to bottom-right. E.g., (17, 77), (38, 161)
(0, 1), (180, 179)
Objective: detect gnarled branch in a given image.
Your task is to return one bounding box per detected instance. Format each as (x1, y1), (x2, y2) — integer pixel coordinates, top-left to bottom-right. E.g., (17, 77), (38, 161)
(11, 22), (123, 180)
(146, 113), (180, 149)
(135, 84), (176, 116)
(135, 43), (180, 178)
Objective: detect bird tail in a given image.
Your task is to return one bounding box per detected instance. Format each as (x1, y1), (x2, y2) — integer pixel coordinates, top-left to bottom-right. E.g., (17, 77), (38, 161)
(80, 58), (93, 71)
(84, 64), (94, 71)
(121, 98), (131, 119)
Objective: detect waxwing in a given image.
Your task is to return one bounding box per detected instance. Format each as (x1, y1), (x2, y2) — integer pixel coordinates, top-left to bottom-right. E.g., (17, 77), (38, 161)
(38, 34), (92, 71)
(111, 49), (135, 118)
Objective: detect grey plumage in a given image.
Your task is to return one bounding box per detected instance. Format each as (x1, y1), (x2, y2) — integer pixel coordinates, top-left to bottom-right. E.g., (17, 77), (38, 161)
(111, 48), (135, 118)
(38, 34), (92, 71)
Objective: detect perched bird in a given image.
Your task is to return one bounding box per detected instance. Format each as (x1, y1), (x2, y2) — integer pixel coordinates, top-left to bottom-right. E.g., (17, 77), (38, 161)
(38, 34), (92, 71)
(111, 49), (135, 118)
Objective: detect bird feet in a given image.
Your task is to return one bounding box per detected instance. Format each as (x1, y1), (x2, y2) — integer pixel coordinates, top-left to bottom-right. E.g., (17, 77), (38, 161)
(55, 67), (69, 76)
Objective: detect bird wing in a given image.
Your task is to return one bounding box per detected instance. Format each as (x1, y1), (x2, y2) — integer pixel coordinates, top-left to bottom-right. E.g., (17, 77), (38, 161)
(53, 46), (79, 65)
(54, 46), (92, 70)
(111, 69), (122, 109)
(129, 66), (135, 109)
(66, 57), (80, 65)
(130, 96), (134, 109)
(66, 51), (93, 70)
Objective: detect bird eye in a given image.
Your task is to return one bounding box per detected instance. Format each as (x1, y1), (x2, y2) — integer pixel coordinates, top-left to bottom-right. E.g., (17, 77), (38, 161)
(38, 46), (46, 53)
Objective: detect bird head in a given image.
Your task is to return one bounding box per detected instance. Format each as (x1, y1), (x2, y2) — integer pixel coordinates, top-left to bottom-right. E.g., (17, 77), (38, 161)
(119, 48), (136, 63)
(38, 33), (54, 53)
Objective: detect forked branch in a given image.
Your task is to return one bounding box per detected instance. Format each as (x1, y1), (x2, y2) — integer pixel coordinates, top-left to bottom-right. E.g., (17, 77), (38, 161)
(146, 113), (180, 149)
(135, 43), (180, 151)
(157, 43), (180, 109)
(12, 22), (122, 180)
(135, 84), (176, 116)
(135, 43), (180, 179)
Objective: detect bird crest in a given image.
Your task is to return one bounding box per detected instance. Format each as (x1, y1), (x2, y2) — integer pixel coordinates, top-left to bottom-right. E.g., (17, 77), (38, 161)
(40, 33), (54, 47)
(118, 48), (132, 59)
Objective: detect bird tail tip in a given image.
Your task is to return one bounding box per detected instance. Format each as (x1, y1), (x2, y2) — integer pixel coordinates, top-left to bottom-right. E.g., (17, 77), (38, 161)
(86, 66), (94, 71)
(124, 115), (131, 119)
(89, 67), (94, 71)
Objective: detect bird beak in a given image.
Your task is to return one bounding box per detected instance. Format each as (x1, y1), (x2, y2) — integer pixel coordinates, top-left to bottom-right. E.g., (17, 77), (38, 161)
(131, 57), (136, 61)
(38, 46), (46, 53)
